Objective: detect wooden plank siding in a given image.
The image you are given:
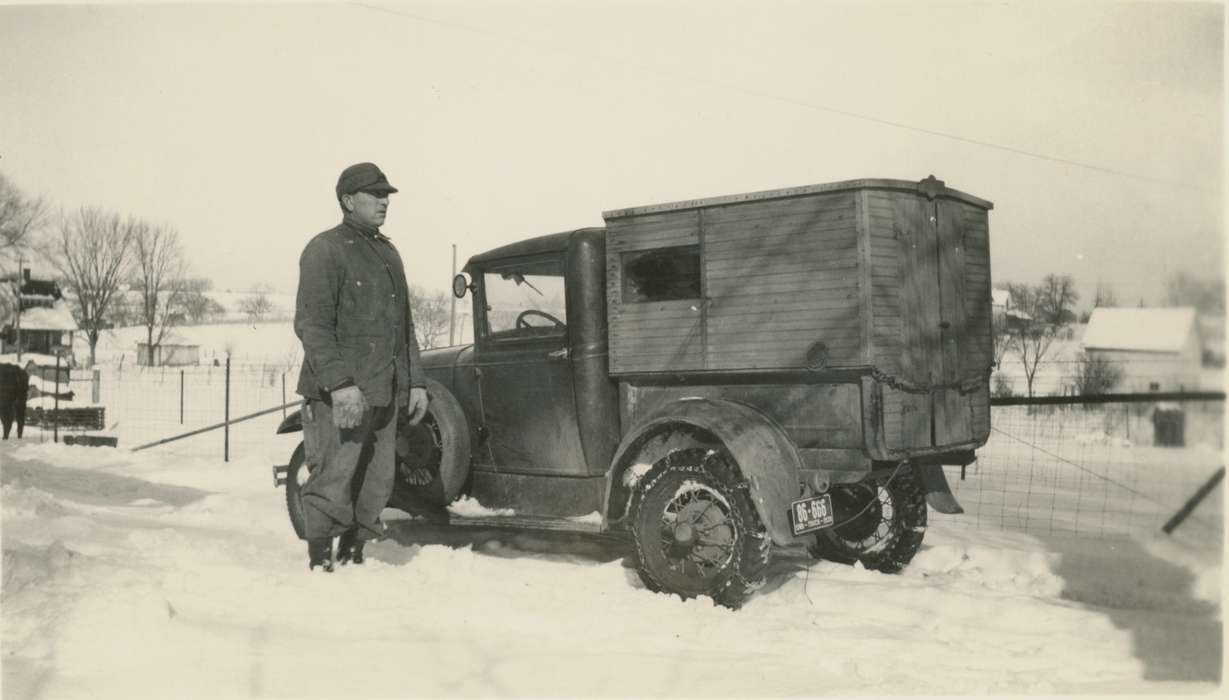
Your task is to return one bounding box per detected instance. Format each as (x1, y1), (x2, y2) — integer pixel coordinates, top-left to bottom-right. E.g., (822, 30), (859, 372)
(608, 298), (703, 374)
(703, 193), (862, 371)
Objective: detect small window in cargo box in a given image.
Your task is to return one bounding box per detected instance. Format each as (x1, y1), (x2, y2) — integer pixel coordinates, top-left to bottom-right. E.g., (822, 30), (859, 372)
(621, 245), (701, 303)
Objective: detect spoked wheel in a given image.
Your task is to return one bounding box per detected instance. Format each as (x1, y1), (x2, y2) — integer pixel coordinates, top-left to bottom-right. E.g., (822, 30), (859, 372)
(630, 448), (770, 609)
(397, 412), (444, 486)
(808, 464), (927, 573)
(388, 379), (472, 515)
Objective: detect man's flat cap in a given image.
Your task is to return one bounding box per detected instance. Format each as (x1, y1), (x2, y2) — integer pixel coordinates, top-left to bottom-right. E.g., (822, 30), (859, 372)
(336, 162), (398, 198)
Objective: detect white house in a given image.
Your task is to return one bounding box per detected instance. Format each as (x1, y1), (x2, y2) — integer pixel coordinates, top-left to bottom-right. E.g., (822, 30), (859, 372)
(0, 271), (78, 359)
(1081, 307), (1204, 392)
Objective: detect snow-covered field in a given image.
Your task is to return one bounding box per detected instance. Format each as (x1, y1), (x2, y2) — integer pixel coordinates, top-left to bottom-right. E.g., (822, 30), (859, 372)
(1, 440), (1222, 698)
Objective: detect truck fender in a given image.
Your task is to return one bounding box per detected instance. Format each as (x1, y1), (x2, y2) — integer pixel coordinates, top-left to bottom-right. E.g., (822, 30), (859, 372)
(607, 397), (803, 546)
(915, 462), (965, 515)
(276, 409), (302, 435)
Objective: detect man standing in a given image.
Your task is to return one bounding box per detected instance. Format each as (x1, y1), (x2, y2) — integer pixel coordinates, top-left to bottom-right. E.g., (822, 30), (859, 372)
(294, 162), (429, 572)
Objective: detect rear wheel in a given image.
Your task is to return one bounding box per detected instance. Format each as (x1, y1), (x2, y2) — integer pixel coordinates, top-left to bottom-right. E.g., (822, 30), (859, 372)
(629, 448), (770, 609)
(808, 464), (927, 573)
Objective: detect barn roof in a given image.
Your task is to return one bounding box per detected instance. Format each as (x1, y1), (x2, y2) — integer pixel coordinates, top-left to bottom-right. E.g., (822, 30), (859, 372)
(1082, 307), (1198, 353)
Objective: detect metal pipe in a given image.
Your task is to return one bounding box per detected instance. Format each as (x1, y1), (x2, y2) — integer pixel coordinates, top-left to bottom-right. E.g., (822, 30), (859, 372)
(1162, 466), (1225, 535)
(130, 401), (299, 452)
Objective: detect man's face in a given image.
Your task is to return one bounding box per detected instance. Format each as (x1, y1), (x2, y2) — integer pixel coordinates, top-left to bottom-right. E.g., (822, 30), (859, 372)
(344, 190), (390, 228)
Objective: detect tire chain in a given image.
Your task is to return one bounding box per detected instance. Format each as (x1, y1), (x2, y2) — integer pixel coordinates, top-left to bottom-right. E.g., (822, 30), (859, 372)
(811, 465), (928, 573)
(630, 449), (771, 608)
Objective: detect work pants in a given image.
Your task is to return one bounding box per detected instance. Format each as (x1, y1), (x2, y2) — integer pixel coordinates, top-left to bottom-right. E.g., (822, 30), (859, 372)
(300, 397), (399, 541)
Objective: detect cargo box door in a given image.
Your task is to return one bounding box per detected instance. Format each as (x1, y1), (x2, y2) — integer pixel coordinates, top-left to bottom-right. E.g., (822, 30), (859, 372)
(890, 192), (979, 448)
(892, 195), (941, 448)
(933, 197), (975, 445)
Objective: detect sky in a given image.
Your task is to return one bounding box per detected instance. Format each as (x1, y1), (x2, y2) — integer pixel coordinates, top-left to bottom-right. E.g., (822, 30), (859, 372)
(0, 0), (1223, 309)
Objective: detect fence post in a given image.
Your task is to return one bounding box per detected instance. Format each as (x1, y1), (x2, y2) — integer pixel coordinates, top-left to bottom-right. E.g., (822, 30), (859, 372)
(282, 372), (287, 419)
(53, 354), (61, 443)
(92, 368), (100, 404)
(224, 355), (231, 463)
(180, 370), (185, 425)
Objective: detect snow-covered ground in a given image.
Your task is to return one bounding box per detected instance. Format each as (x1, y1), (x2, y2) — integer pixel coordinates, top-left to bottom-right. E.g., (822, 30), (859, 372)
(2, 441), (1221, 698)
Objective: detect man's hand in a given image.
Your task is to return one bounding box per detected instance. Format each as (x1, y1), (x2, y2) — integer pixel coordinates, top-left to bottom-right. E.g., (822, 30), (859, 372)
(330, 385), (368, 429)
(405, 386), (429, 426)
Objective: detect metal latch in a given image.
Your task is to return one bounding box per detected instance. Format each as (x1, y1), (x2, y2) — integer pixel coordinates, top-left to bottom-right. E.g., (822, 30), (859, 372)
(548, 348), (569, 360)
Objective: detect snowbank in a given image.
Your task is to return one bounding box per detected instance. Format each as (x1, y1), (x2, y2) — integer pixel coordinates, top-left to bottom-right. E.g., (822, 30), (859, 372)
(1, 441), (1221, 697)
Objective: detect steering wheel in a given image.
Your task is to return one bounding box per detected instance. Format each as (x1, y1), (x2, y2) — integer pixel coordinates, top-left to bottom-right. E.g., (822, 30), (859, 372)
(515, 309), (565, 329)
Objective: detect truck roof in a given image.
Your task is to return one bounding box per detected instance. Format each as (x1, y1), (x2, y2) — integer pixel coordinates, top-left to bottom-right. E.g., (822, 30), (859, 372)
(601, 177), (994, 220)
(466, 227), (604, 268)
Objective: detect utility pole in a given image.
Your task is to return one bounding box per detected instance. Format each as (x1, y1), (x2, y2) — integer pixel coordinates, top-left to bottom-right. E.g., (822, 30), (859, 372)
(449, 243), (457, 346)
(14, 253), (23, 363)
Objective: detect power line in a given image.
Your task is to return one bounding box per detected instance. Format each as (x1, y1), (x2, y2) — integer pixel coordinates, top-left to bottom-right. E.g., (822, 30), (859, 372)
(349, 1), (1213, 192)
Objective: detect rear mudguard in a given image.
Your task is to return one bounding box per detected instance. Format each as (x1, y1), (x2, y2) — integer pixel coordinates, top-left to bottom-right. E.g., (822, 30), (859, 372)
(276, 410), (302, 435)
(607, 397), (803, 546)
(913, 455), (968, 515)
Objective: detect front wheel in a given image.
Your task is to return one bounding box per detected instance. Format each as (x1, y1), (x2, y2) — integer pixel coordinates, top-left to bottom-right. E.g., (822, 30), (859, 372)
(285, 442), (309, 540)
(808, 463), (927, 573)
(629, 448), (770, 609)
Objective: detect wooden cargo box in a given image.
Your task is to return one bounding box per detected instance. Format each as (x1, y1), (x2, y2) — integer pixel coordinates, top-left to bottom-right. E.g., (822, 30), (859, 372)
(602, 176), (994, 451)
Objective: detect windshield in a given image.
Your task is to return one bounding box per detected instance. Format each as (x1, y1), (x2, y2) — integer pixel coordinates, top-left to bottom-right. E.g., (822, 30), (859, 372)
(482, 257), (567, 341)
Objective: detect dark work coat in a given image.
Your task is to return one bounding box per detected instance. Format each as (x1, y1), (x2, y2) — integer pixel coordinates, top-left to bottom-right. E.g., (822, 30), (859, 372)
(294, 215), (427, 407)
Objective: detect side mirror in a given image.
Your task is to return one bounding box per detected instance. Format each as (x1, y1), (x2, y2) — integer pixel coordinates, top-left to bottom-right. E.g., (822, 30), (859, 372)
(452, 273), (474, 299)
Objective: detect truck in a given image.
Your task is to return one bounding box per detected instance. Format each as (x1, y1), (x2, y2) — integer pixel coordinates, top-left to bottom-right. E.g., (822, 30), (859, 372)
(273, 175), (994, 608)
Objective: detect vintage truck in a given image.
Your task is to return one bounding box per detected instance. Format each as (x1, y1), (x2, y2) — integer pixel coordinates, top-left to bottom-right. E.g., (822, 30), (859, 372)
(274, 175), (994, 608)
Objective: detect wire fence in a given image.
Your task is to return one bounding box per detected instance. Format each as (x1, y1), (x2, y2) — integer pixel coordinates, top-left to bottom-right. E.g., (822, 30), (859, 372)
(932, 398), (1223, 549)
(16, 359), (1225, 548)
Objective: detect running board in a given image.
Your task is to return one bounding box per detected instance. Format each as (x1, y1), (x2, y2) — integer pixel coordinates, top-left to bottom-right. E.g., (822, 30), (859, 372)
(445, 514), (605, 535)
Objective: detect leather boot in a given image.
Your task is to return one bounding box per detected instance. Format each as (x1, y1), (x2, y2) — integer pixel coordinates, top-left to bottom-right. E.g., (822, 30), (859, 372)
(336, 529), (365, 566)
(308, 538), (334, 572)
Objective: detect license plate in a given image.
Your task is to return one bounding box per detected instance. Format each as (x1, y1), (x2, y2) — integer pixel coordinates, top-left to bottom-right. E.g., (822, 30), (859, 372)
(789, 494), (834, 536)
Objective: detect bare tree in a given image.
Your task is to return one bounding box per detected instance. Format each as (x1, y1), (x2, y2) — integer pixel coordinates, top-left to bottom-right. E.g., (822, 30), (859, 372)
(239, 284), (274, 321)
(105, 286), (141, 327)
(409, 286), (450, 349)
(180, 277), (225, 323)
(1014, 322), (1059, 399)
(992, 311), (1014, 368)
(133, 223), (189, 366)
(0, 172), (46, 262)
(1005, 281), (1061, 398)
(1069, 352), (1124, 396)
(44, 207), (135, 365)
(1037, 273), (1079, 325)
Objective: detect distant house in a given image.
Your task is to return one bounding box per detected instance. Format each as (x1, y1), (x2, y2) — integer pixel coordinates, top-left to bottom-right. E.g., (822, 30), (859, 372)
(991, 288), (1010, 323)
(992, 287), (1032, 331)
(0, 270), (78, 359)
(1081, 307), (1203, 392)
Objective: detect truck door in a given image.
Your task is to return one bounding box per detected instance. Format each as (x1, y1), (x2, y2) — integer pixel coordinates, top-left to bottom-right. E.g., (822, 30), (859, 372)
(472, 254), (587, 475)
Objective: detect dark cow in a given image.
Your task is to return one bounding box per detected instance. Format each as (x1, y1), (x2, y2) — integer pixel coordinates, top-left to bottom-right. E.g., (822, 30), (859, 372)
(0, 363), (31, 439)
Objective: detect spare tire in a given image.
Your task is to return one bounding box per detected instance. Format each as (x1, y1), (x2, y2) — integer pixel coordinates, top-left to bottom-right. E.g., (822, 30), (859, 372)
(389, 378), (472, 511)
